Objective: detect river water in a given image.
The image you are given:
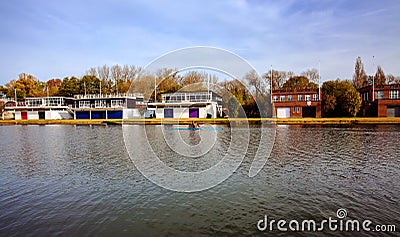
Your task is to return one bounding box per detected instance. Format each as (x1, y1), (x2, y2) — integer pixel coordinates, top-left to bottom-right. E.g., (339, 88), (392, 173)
(0, 124), (398, 236)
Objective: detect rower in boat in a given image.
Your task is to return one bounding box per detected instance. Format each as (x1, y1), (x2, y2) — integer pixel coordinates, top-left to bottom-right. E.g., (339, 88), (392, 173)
(189, 121), (200, 129)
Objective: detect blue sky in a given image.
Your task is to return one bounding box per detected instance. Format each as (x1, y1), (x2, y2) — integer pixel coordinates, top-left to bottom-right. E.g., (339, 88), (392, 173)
(0, 0), (399, 85)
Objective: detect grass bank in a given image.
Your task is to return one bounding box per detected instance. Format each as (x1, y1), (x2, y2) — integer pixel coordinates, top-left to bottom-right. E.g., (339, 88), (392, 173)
(1, 117), (400, 126)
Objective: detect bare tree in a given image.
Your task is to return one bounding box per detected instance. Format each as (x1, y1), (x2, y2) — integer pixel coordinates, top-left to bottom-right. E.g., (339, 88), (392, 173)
(244, 69), (266, 95)
(387, 74), (395, 84)
(97, 65), (110, 81)
(301, 68), (319, 84)
(111, 65), (122, 82)
(86, 67), (98, 77)
(262, 70), (289, 90)
(180, 71), (205, 90)
(121, 65), (130, 82)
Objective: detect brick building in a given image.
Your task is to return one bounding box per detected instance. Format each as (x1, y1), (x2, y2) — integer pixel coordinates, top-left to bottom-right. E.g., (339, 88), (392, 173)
(272, 88), (321, 118)
(358, 84), (400, 117)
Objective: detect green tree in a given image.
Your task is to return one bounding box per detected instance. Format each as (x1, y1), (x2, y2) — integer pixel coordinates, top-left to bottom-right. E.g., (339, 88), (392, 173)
(80, 75), (101, 94)
(57, 77), (80, 97)
(322, 79), (361, 117)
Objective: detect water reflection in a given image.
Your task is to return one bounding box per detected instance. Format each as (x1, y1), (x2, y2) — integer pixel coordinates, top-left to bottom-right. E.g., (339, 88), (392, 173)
(0, 125), (399, 236)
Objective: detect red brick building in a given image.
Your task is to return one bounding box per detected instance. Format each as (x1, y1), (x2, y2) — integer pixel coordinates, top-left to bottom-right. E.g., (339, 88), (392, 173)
(272, 88), (321, 118)
(358, 84), (400, 117)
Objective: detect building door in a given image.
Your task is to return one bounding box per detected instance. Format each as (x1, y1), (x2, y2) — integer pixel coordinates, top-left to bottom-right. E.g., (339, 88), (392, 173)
(21, 111), (28, 120)
(387, 107), (400, 117)
(189, 108), (199, 118)
(277, 108), (290, 118)
(302, 106), (316, 117)
(38, 111), (45, 119)
(164, 108), (174, 118)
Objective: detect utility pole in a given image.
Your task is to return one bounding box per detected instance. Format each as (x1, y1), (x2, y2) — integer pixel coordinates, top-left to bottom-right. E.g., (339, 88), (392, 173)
(270, 65), (274, 117)
(319, 61), (321, 101)
(270, 65), (273, 102)
(372, 56), (375, 102)
(207, 74), (210, 101)
(14, 88), (17, 107)
(84, 82), (87, 97)
(154, 77), (157, 102)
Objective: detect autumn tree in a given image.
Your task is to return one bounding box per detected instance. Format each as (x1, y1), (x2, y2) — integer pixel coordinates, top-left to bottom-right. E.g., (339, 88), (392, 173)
(352, 57), (367, 89)
(0, 85), (8, 97)
(6, 73), (45, 99)
(282, 76), (318, 90)
(156, 68), (181, 93)
(218, 79), (251, 117)
(374, 66), (386, 86)
(322, 79), (361, 117)
(46, 78), (62, 96)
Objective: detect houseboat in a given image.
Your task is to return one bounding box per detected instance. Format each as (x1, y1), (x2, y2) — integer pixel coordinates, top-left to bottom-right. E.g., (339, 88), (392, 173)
(147, 90), (223, 118)
(71, 93), (146, 119)
(4, 96), (74, 120)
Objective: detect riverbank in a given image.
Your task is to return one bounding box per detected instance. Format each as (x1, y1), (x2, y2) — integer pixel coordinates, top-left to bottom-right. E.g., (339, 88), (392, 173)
(1, 117), (400, 125)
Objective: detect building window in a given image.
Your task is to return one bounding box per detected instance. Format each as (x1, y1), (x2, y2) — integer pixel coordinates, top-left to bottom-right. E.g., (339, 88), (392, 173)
(111, 100), (124, 107)
(273, 95), (278, 102)
(298, 95), (303, 101)
(95, 100), (106, 108)
(293, 107), (300, 113)
(376, 91), (384, 99)
(79, 101), (90, 108)
(305, 94), (311, 101)
(288, 95), (293, 101)
(280, 95), (285, 101)
(313, 94), (319, 101)
(390, 90), (399, 99)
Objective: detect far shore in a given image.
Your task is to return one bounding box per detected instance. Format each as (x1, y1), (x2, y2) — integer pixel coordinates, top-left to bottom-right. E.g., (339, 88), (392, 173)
(1, 117), (400, 126)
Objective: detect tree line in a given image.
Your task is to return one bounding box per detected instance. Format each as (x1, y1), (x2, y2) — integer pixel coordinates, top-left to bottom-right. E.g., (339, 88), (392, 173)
(1, 58), (399, 118)
(352, 57), (400, 89)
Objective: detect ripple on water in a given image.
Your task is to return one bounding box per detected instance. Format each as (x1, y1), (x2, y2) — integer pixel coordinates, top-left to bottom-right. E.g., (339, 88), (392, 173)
(0, 125), (399, 236)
